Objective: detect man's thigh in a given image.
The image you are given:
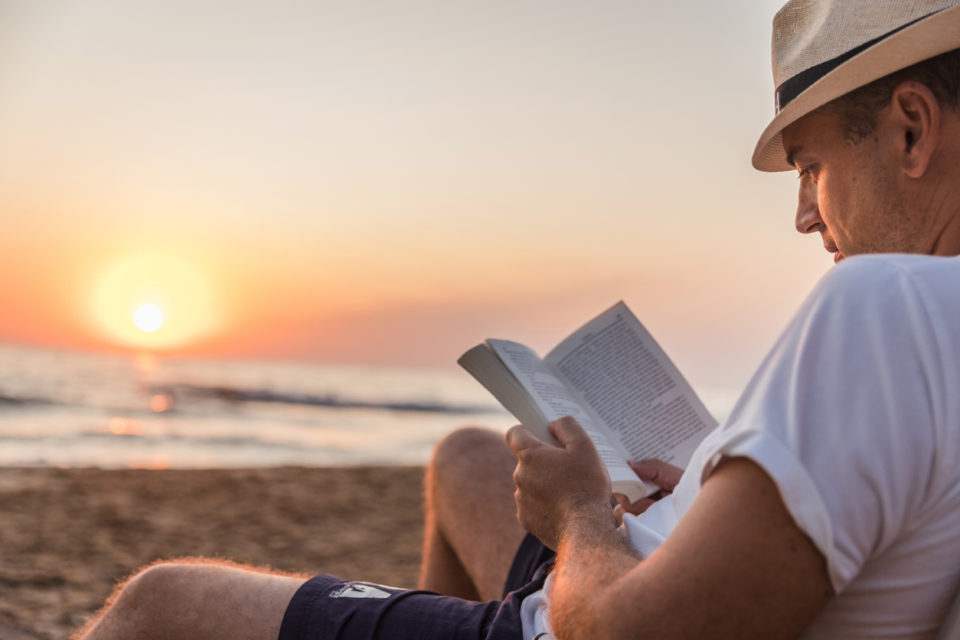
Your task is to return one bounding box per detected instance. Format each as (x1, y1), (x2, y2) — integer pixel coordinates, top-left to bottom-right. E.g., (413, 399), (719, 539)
(279, 533), (554, 640)
(279, 570), (549, 640)
(78, 562), (307, 640)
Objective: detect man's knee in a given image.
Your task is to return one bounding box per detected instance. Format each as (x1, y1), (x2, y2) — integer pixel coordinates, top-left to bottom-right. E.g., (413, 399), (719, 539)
(114, 562), (194, 618)
(431, 426), (503, 467)
(85, 562), (196, 637)
(428, 427), (511, 487)
(426, 426), (518, 511)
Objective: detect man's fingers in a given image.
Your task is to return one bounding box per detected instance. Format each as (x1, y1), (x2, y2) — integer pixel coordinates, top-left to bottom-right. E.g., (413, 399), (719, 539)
(505, 424), (543, 455)
(623, 498), (656, 516)
(613, 492), (657, 521)
(629, 458), (683, 491)
(548, 416), (592, 449)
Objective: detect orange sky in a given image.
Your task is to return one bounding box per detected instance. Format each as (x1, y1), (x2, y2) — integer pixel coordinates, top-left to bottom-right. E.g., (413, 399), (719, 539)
(0, 0), (830, 394)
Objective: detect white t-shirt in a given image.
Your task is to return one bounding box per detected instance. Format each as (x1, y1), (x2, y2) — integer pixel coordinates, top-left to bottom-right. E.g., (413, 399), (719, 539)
(523, 254), (960, 639)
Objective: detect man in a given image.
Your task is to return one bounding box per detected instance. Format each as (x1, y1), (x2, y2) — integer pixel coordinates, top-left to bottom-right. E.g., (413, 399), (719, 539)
(76, 1), (960, 638)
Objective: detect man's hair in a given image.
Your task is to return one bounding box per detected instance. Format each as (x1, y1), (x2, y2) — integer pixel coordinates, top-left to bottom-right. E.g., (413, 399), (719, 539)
(831, 48), (960, 143)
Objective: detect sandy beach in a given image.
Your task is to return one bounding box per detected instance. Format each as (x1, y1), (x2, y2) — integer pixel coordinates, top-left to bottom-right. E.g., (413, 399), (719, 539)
(0, 466), (426, 640)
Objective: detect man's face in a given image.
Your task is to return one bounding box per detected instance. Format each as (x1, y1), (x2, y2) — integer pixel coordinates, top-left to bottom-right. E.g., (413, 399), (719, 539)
(781, 106), (927, 262)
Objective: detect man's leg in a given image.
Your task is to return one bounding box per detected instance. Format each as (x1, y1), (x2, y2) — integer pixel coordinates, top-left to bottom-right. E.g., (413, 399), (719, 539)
(73, 560), (307, 640)
(419, 426), (526, 601)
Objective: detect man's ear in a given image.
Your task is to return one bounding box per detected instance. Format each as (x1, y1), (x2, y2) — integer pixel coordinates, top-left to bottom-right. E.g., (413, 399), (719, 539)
(890, 81), (942, 179)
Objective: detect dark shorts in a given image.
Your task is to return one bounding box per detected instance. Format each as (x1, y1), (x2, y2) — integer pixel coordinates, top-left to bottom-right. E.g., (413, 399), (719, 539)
(278, 533), (555, 640)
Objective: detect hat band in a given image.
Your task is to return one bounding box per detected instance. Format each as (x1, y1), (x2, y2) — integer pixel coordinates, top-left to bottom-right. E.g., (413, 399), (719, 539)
(774, 8), (947, 113)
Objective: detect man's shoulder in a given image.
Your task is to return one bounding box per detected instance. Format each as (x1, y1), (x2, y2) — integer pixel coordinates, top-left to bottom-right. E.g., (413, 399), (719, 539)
(778, 253), (960, 357)
(817, 253), (960, 301)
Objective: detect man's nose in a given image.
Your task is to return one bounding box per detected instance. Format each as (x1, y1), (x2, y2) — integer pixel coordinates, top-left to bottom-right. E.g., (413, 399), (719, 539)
(795, 180), (822, 234)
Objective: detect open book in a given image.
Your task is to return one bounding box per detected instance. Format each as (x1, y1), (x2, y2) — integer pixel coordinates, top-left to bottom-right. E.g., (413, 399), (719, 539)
(458, 301), (717, 502)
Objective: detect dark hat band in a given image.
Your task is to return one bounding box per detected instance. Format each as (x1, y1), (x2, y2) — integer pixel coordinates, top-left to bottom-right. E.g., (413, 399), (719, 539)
(774, 8), (946, 113)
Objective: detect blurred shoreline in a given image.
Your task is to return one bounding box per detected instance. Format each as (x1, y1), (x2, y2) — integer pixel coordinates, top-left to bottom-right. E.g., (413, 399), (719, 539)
(0, 465), (425, 640)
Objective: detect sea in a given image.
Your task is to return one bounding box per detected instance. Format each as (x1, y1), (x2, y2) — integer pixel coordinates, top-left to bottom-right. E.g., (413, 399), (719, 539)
(0, 342), (515, 469)
(0, 343), (737, 469)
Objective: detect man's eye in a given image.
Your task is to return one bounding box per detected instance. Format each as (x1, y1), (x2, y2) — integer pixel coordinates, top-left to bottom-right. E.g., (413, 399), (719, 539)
(796, 166), (818, 183)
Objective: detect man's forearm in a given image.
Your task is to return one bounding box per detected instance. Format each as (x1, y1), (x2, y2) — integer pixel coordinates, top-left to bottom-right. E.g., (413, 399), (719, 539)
(548, 503), (641, 640)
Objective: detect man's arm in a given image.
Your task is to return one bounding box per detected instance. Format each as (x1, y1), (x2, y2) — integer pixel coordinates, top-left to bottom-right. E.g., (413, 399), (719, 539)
(507, 417), (834, 640)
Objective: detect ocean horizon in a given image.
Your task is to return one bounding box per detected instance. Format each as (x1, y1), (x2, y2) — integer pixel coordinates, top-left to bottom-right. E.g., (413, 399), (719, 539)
(0, 342), (738, 469)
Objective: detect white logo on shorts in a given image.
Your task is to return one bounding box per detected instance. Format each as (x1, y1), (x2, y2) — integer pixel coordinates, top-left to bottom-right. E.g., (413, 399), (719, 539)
(329, 582), (394, 599)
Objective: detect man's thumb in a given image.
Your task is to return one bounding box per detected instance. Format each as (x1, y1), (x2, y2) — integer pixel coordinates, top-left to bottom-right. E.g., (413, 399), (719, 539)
(548, 416), (591, 449)
(505, 424), (542, 454)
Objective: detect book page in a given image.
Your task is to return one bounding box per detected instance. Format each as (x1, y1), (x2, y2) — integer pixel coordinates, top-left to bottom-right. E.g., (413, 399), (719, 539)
(545, 302), (716, 467)
(457, 344), (551, 441)
(486, 339), (644, 494)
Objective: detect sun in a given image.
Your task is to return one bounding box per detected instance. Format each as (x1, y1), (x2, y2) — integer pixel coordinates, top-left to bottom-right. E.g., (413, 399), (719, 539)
(90, 253), (218, 350)
(133, 304), (164, 333)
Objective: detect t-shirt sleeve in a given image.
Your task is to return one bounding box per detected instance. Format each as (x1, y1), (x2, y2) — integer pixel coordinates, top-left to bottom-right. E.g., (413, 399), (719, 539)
(695, 256), (945, 593)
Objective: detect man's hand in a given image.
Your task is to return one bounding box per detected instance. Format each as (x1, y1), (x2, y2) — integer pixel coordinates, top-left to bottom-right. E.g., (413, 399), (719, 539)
(613, 458), (684, 523)
(505, 416), (615, 550)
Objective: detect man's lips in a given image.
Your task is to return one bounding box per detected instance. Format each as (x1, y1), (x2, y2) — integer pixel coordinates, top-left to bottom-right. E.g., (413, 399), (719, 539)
(824, 242), (843, 263)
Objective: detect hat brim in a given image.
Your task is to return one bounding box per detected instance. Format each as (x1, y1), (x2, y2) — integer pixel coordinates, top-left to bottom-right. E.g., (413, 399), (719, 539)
(752, 3), (960, 172)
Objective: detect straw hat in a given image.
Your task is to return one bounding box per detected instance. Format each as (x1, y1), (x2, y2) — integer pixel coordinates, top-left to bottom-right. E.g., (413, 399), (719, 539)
(753, 0), (960, 172)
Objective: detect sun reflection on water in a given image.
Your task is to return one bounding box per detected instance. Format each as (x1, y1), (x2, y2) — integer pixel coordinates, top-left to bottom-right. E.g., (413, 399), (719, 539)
(108, 417), (143, 436)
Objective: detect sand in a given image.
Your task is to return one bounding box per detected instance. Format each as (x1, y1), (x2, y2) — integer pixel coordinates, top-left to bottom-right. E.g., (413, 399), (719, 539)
(0, 466), (426, 640)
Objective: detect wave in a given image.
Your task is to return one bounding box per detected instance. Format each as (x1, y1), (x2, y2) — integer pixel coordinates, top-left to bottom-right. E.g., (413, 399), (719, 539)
(0, 431), (348, 453)
(0, 386), (499, 416)
(0, 393), (55, 408)
(149, 384), (496, 415)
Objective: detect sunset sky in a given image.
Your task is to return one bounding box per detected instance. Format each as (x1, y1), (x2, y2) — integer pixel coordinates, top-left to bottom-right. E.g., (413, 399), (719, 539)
(0, 0), (829, 395)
